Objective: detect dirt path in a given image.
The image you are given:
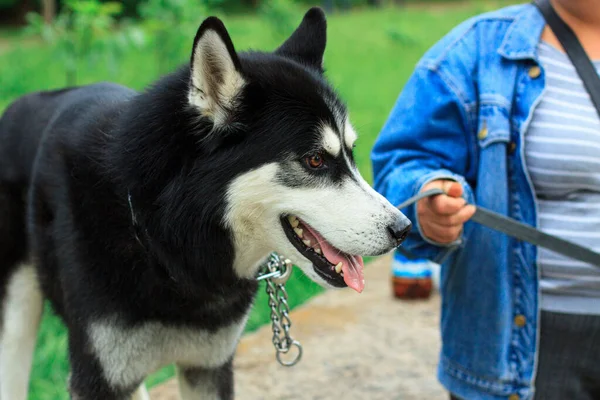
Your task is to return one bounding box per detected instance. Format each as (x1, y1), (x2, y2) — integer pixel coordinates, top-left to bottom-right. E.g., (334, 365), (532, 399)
(151, 255), (445, 400)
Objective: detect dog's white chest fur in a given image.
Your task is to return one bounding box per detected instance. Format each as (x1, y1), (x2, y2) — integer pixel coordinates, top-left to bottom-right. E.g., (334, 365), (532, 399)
(88, 316), (248, 388)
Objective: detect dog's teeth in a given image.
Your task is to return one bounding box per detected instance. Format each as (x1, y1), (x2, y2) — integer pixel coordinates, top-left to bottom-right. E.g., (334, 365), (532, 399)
(303, 239), (311, 247)
(294, 228), (303, 237)
(315, 248), (322, 254)
(335, 262), (343, 274)
(288, 215), (299, 228)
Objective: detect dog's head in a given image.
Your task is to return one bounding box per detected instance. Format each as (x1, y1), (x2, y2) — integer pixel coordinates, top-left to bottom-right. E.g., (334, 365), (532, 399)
(180, 8), (411, 293)
(123, 8), (410, 293)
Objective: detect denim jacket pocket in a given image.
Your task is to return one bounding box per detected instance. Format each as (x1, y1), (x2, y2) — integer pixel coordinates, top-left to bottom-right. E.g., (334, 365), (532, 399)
(475, 103), (511, 214)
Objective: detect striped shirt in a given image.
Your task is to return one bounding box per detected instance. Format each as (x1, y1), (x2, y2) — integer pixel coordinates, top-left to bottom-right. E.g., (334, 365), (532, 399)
(525, 42), (600, 315)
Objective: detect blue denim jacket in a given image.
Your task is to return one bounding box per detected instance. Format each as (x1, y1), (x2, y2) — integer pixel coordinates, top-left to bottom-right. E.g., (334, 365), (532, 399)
(371, 4), (549, 400)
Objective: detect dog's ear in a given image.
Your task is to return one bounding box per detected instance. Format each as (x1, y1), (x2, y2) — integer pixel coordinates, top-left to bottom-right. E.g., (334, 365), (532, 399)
(188, 17), (245, 127)
(275, 7), (327, 72)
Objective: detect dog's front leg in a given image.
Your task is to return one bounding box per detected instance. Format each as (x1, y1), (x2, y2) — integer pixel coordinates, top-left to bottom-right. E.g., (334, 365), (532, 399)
(68, 366), (142, 400)
(67, 331), (144, 400)
(177, 360), (234, 400)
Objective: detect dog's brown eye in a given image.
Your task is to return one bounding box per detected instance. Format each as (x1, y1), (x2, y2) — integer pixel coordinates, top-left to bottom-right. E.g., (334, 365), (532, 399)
(305, 153), (325, 169)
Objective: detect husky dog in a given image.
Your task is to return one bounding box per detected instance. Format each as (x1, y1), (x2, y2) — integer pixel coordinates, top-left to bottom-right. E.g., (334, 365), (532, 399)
(0, 8), (410, 400)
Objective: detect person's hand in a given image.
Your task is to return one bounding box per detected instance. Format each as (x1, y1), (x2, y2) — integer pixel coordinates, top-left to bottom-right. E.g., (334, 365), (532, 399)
(417, 179), (476, 244)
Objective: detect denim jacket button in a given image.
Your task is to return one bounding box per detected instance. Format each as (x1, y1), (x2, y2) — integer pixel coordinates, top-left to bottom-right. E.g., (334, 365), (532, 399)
(508, 141), (517, 154)
(478, 126), (488, 140)
(509, 394), (520, 400)
(528, 65), (541, 79)
(514, 314), (526, 327)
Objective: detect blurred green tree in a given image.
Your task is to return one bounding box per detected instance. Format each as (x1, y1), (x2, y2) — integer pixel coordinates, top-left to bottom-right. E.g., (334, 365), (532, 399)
(138, 0), (207, 74)
(25, 0), (145, 85)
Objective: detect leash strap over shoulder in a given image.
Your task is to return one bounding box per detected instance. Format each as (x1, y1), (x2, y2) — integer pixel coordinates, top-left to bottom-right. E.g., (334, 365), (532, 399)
(398, 189), (600, 268)
(533, 0), (600, 119)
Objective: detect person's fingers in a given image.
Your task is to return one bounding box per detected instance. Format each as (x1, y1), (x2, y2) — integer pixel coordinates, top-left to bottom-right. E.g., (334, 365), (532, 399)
(420, 179), (467, 215)
(443, 180), (464, 198)
(429, 195), (466, 215)
(461, 204), (477, 221)
(417, 204), (476, 244)
(422, 179), (463, 197)
(425, 204), (476, 226)
(420, 222), (463, 244)
(418, 179), (474, 243)
(421, 179), (449, 192)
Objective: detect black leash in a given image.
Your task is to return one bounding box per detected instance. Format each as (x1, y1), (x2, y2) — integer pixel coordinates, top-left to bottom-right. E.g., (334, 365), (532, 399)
(397, 189), (600, 268)
(533, 0), (600, 120)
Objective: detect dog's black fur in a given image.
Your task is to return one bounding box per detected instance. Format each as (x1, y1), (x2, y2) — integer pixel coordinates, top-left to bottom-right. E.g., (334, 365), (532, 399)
(0, 8), (347, 399)
(0, 7), (409, 399)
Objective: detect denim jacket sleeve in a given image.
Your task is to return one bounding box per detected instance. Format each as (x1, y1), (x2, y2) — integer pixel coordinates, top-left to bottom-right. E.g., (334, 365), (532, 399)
(371, 64), (476, 262)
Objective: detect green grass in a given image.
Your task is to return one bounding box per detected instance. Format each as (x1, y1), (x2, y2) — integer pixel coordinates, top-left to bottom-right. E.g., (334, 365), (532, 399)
(0, 2), (517, 398)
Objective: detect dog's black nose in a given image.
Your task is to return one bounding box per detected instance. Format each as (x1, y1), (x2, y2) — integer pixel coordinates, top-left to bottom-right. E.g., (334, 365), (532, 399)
(388, 217), (412, 245)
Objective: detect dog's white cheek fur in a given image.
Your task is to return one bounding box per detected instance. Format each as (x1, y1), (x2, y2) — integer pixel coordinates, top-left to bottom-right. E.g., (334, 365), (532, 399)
(224, 163), (405, 281)
(224, 163), (312, 279)
(88, 313), (249, 389)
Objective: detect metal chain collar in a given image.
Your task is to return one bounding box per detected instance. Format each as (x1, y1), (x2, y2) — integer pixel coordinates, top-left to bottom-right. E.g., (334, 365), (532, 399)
(127, 194), (303, 366)
(256, 253), (303, 367)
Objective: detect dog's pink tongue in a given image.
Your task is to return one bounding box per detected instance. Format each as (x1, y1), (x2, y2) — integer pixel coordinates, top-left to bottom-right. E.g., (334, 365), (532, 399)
(343, 255), (365, 293)
(319, 242), (365, 293)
